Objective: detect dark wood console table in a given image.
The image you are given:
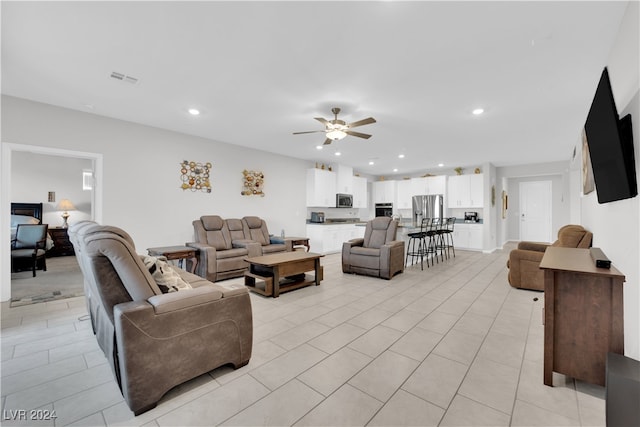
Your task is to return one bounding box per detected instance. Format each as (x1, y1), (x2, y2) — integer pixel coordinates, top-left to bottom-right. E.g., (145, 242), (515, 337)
(540, 247), (625, 386)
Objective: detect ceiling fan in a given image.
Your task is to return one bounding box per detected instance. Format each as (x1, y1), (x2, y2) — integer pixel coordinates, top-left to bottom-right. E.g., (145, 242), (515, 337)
(293, 107), (376, 145)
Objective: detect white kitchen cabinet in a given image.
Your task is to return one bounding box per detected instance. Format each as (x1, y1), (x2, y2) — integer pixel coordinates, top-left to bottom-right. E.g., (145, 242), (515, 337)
(352, 176), (368, 208)
(335, 164), (354, 194)
(396, 180), (412, 209)
(373, 180), (396, 204)
(411, 175), (446, 197)
(306, 168), (336, 207)
(468, 174), (484, 207)
(306, 224), (365, 254)
(447, 174), (484, 208)
(452, 223), (483, 250)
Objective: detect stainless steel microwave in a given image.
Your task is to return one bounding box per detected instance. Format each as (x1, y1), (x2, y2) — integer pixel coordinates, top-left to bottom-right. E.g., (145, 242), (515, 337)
(336, 193), (353, 208)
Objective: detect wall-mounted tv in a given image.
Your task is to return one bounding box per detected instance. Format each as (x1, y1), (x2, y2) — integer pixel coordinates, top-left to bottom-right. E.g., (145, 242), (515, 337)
(584, 67), (637, 204)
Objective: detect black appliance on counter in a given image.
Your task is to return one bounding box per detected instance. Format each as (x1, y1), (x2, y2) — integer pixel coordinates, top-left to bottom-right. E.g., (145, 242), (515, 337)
(464, 212), (479, 222)
(375, 203), (393, 218)
(336, 193), (353, 208)
(310, 212), (325, 223)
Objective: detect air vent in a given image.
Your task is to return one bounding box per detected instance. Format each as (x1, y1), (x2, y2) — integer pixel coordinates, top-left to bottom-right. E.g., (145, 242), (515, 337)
(110, 71), (139, 85)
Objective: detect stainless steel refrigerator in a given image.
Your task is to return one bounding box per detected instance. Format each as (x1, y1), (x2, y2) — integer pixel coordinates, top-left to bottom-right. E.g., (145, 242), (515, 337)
(412, 194), (444, 226)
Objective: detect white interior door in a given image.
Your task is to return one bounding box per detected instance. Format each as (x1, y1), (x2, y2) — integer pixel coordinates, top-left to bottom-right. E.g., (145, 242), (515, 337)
(519, 180), (552, 243)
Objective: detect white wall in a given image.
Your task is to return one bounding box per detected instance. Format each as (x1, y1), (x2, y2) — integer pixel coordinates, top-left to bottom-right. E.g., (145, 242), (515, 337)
(1, 95), (310, 301)
(580, 1), (639, 359)
(11, 151), (93, 226)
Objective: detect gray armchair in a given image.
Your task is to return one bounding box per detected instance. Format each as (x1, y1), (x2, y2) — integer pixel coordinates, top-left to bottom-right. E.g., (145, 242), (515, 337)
(342, 217), (405, 280)
(69, 222), (253, 415)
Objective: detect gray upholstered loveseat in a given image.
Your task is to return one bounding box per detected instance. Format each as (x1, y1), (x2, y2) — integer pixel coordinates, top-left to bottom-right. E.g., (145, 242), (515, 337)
(68, 222), (253, 415)
(189, 215), (293, 282)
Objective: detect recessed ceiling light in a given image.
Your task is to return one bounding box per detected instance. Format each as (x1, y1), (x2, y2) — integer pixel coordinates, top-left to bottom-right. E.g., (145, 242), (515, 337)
(316, 145), (323, 150)
(438, 163), (444, 167)
(472, 108), (484, 115)
(393, 168), (398, 172)
(188, 108), (200, 116)
(398, 154), (405, 159)
(335, 152), (341, 156)
(369, 161), (375, 165)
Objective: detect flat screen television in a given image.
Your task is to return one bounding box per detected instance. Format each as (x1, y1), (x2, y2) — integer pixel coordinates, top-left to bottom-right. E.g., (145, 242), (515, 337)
(584, 67), (637, 204)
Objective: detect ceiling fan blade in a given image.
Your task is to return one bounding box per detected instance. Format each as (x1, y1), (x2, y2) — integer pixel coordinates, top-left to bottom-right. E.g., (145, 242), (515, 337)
(347, 117), (376, 128)
(293, 130), (325, 135)
(314, 117), (330, 125)
(345, 130), (372, 139)
(323, 138), (332, 145)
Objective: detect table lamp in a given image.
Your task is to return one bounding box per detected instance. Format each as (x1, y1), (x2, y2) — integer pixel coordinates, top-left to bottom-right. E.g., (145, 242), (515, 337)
(57, 199), (76, 228)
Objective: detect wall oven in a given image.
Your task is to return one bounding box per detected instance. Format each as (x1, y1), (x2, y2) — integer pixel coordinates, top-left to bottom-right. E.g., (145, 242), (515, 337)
(375, 203), (393, 217)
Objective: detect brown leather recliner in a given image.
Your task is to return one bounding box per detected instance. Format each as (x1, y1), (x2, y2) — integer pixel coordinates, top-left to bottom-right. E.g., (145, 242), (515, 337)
(189, 215), (261, 282)
(69, 222), (253, 415)
(342, 217), (405, 280)
(507, 224), (593, 291)
(242, 216), (293, 254)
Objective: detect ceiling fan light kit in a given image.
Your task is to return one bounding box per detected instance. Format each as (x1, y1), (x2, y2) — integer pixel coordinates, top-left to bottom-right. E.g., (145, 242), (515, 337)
(294, 107), (376, 145)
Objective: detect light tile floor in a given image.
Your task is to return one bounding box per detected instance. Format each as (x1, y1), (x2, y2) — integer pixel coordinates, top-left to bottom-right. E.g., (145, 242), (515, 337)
(1, 245), (606, 426)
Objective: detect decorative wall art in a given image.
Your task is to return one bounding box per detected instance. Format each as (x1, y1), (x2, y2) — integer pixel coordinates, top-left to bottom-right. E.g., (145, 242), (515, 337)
(241, 170), (265, 196)
(180, 160), (212, 193)
(502, 190), (508, 219)
(581, 129), (595, 195)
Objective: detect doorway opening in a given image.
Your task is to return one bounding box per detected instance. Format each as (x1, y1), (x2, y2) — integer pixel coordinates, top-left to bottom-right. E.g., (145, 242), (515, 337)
(519, 180), (552, 243)
(1, 143), (103, 302)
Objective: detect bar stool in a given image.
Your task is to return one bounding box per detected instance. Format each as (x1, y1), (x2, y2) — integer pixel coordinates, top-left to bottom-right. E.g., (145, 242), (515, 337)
(426, 218), (444, 264)
(441, 217), (456, 258)
(405, 218), (429, 270)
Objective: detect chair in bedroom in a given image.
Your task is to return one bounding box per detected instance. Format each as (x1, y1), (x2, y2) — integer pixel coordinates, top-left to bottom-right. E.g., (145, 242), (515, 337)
(11, 224), (49, 277)
(342, 217), (405, 280)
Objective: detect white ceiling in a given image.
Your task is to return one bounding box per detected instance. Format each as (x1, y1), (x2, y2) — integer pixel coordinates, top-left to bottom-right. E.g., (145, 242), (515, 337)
(1, 1), (629, 176)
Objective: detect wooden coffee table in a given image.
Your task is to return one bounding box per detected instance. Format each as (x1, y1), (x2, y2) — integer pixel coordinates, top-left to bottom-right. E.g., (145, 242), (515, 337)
(244, 251), (323, 297)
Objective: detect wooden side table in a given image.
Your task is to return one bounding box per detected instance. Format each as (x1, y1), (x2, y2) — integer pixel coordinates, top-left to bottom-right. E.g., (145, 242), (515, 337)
(147, 246), (198, 274)
(47, 227), (75, 257)
(288, 237), (310, 252)
(540, 247), (625, 386)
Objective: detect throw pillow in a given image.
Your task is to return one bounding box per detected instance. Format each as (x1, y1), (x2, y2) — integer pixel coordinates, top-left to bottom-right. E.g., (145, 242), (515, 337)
(142, 256), (193, 293)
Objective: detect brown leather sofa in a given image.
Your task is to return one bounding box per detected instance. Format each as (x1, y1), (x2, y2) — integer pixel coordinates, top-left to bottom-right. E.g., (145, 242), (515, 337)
(189, 215), (293, 282)
(69, 222), (253, 415)
(342, 217), (405, 280)
(242, 216), (293, 254)
(190, 215), (259, 282)
(507, 224), (593, 291)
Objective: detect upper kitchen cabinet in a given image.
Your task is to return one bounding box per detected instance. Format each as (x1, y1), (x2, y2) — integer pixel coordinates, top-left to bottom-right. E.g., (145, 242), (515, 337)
(410, 175), (446, 196)
(373, 180), (396, 204)
(306, 168), (336, 207)
(335, 164), (354, 194)
(352, 175), (368, 208)
(447, 174), (484, 208)
(396, 179), (412, 209)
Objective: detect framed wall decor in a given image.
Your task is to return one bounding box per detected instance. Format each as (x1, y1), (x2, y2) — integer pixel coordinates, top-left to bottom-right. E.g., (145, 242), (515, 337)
(180, 160), (211, 192)
(581, 129), (595, 195)
(241, 169), (264, 196)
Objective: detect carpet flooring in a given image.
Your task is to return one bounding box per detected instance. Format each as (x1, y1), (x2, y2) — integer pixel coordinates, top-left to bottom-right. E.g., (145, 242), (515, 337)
(10, 256), (84, 307)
